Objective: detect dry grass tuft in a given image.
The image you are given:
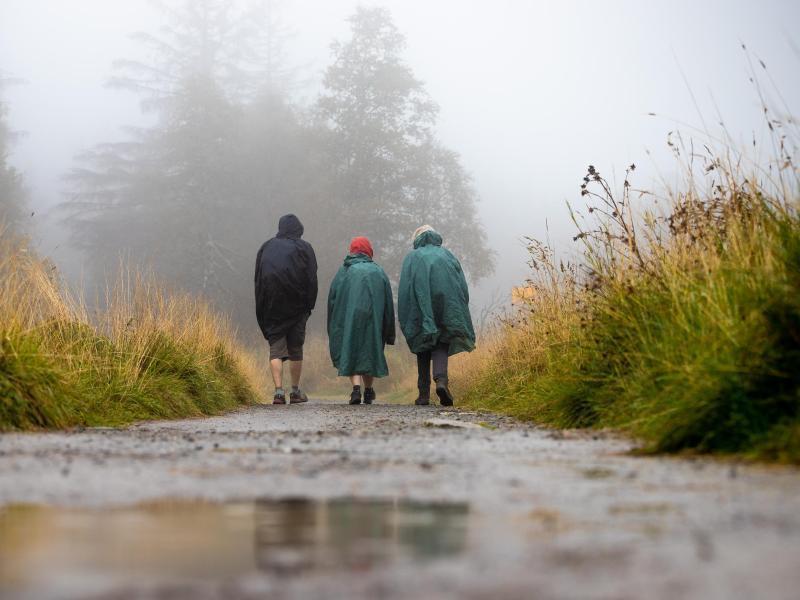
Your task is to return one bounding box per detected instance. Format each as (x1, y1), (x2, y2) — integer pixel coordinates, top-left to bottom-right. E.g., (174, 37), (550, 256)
(0, 228), (267, 430)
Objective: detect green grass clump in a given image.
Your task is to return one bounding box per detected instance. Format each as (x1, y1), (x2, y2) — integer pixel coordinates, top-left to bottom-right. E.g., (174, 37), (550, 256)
(0, 231), (265, 431)
(583, 210), (800, 457)
(454, 142), (800, 462)
(0, 333), (74, 429)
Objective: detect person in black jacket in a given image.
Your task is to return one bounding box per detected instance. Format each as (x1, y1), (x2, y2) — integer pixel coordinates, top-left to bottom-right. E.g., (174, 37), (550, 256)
(255, 214), (318, 404)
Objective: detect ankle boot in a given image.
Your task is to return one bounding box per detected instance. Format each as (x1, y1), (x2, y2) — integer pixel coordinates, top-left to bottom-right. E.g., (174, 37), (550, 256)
(415, 386), (431, 406)
(363, 387), (376, 405)
(349, 386), (362, 405)
(434, 377), (454, 406)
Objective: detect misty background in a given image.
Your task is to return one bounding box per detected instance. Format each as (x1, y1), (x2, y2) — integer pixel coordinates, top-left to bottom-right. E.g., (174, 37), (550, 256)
(1, 0), (799, 337)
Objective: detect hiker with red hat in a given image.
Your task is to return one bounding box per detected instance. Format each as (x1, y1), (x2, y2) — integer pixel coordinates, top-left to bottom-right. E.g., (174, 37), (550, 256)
(327, 236), (396, 405)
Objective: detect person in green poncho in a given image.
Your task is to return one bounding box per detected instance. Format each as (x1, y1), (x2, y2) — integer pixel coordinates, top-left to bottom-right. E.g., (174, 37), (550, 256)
(398, 225), (476, 406)
(327, 237), (396, 405)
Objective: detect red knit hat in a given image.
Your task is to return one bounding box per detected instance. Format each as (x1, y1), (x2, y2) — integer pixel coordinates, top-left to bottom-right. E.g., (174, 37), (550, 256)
(349, 236), (373, 258)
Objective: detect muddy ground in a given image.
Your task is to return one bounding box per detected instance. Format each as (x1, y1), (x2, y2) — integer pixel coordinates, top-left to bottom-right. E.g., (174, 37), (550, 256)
(1, 401), (799, 600)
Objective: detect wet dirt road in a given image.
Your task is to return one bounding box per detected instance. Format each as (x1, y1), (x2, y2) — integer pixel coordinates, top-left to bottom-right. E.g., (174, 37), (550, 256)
(1, 401), (799, 600)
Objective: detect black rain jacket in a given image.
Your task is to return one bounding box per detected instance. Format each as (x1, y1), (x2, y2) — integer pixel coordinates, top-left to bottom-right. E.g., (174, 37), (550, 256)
(254, 214), (318, 341)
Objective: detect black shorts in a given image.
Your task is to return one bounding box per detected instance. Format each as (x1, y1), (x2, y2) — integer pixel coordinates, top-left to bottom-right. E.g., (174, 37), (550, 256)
(268, 316), (308, 362)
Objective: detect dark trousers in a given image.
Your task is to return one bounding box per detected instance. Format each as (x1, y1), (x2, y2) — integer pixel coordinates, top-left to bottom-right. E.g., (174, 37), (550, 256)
(417, 343), (449, 394)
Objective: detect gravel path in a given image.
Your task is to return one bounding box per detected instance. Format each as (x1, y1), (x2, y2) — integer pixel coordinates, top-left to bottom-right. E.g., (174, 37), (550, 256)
(1, 401), (799, 599)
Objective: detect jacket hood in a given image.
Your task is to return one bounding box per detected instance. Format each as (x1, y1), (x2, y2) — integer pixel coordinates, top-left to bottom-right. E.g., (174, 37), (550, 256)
(277, 214), (304, 239)
(413, 229), (443, 249)
(343, 253), (373, 268)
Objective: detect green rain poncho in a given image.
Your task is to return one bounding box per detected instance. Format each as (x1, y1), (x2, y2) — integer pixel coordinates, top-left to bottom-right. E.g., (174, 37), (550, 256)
(398, 230), (476, 356)
(327, 254), (396, 377)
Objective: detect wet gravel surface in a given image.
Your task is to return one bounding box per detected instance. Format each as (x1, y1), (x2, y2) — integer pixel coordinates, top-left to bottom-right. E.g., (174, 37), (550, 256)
(1, 401), (800, 599)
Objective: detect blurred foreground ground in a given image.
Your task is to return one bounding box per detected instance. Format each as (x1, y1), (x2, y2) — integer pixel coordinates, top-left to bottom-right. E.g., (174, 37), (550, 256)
(1, 401), (799, 599)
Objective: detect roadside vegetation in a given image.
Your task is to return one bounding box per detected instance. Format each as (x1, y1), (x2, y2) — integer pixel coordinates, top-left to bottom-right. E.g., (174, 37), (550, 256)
(455, 80), (800, 462)
(0, 228), (266, 430)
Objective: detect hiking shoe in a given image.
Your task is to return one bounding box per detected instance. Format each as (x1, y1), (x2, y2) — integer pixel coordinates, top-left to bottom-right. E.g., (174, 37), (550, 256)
(435, 380), (454, 407)
(289, 389), (308, 404)
(363, 387), (376, 405)
(349, 388), (362, 405)
(273, 392), (286, 405)
(415, 395), (430, 406)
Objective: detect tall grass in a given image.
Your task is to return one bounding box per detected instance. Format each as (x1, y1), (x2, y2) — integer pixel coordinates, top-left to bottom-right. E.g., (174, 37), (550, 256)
(0, 228), (267, 430)
(454, 84), (800, 462)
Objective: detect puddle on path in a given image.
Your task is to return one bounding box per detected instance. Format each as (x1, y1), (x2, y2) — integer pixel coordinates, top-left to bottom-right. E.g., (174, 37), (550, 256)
(0, 498), (469, 598)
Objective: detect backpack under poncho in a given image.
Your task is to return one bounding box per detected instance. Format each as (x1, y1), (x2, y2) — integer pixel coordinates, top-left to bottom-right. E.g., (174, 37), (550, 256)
(398, 230), (475, 356)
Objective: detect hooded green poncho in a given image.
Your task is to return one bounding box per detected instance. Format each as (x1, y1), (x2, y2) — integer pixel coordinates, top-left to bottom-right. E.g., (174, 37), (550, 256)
(398, 230), (476, 356)
(327, 254), (396, 377)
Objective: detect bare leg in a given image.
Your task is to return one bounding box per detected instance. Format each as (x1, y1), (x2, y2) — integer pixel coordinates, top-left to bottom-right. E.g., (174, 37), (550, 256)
(289, 360), (303, 388)
(362, 375), (374, 389)
(270, 358), (283, 389)
(349, 375), (362, 387)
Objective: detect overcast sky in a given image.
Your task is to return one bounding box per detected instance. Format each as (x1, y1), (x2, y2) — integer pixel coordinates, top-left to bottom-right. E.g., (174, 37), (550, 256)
(1, 0), (799, 304)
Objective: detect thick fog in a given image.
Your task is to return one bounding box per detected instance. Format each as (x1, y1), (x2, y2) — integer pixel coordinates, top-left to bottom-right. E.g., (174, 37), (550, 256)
(2, 0), (799, 316)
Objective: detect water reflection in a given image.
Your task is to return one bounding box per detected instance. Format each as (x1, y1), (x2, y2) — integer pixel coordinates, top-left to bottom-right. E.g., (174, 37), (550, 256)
(0, 497), (469, 597)
(255, 498), (469, 573)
